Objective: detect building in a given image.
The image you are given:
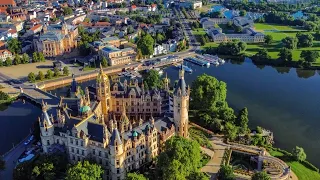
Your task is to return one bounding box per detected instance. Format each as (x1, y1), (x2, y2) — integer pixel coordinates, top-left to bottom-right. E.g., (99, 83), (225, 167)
(34, 23), (78, 57)
(0, 0), (16, 8)
(99, 46), (136, 66)
(38, 66), (189, 180)
(201, 17), (265, 43)
(0, 49), (13, 61)
(153, 44), (167, 56)
(28, 24), (43, 35)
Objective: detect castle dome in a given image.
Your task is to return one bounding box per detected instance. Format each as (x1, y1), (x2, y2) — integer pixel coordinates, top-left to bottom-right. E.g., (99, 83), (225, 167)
(133, 131), (138, 137)
(80, 105), (91, 113)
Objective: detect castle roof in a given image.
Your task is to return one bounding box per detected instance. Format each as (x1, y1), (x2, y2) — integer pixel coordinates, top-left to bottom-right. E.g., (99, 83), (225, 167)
(39, 31), (64, 41)
(174, 65), (187, 96)
(111, 128), (122, 145)
(88, 122), (104, 143)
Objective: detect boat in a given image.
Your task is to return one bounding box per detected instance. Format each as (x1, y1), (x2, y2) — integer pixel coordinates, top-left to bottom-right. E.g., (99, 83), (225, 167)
(175, 64), (193, 73)
(184, 57), (210, 67)
(203, 54), (225, 64)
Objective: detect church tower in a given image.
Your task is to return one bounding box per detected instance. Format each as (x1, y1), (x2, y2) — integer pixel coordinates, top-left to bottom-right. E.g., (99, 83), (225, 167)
(39, 100), (55, 153)
(173, 66), (189, 138)
(96, 64), (111, 120)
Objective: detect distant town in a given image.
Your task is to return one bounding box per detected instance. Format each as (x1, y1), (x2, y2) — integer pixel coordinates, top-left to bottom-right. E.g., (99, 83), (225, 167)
(0, 0), (320, 180)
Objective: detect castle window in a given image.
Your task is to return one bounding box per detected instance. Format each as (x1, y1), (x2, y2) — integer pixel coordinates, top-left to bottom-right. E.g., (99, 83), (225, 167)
(76, 140), (78, 146)
(72, 147), (74, 153)
(56, 139), (59, 144)
(105, 152), (108, 158)
(47, 140), (50, 145)
(153, 102), (157, 106)
(117, 168), (120, 174)
(131, 101), (134, 106)
(99, 151), (101, 157)
(93, 149), (95, 155)
(82, 150), (85, 155)
(131, 108), (134, 112)
(81, 141), (83, 146)
(116, 101), (119, 105)
(116, 160), (119, 165)
(77, 149), (79, 154)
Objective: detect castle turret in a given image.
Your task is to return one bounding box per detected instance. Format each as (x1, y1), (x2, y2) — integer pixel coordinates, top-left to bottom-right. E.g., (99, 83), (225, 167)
(96, 64), (111, 120)
(39, 100), (55, 153)
(173, 66), (189, 138)
(110, 128), (125, 180)
(163, 73), (169, 91)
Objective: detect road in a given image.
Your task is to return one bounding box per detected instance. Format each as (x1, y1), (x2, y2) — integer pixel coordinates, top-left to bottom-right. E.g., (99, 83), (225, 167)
(0, 135), (32, 180)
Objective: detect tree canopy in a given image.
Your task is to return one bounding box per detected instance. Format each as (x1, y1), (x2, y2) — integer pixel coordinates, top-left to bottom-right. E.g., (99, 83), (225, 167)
(217, 41), (246, 56)
(143, 69), (162, 89)
(296, 33), (314, 48)
(300, 50), (319, 62)
(126, 173), (147, 180)
(156, 136), (201, 180)
(292, 146), (307, 162)
(282, 37), (298, 49)
(137, 34), (155, 56)
(8, 38), (21, 54)
(217, 165), (235, 180)
(66, 161), (103, 180)
(278, 48), (292, 62)
(252, 171), (271, 180)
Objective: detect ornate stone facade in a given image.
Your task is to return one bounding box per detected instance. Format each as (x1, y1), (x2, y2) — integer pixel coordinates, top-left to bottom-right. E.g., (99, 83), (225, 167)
(39, 66), (189, 180)
(34, 23), (78, 57)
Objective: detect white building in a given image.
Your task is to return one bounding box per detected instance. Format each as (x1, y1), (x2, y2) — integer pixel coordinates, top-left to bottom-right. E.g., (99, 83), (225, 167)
(0, 49), (13, 61)
(153, 44), (167, 56)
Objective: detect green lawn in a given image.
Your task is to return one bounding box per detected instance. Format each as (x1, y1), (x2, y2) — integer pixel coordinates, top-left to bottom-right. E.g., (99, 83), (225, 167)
(269, 149), (320, 180)
(254, 23), (306, 32)
(192, 28), (206, 35)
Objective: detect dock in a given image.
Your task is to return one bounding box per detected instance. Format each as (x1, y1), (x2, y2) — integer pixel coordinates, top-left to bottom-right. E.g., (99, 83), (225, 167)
(184, 57), (210, 66)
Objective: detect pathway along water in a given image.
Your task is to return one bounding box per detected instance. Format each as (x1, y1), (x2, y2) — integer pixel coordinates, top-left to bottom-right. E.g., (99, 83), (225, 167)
(2, 59), (320, 167)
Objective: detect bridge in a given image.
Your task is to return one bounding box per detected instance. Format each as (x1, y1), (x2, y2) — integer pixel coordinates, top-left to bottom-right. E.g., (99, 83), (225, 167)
(19, 87), (60, 107)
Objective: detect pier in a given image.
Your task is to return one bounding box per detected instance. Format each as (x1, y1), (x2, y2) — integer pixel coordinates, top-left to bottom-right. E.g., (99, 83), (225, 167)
(184, 57), (210, 66)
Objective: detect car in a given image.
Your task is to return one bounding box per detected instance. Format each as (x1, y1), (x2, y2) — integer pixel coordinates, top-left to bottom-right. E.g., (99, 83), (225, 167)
(24, 140), (30, 145)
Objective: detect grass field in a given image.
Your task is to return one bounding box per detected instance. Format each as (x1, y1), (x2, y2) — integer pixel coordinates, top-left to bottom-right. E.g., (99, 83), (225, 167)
(192, 28), (206, 35)
(269, 149), (320, 180)
(194, 23), (320, 64)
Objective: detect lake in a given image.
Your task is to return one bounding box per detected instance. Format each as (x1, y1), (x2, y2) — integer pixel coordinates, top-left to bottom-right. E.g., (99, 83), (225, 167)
(2, 59), (320, 167)
(0, 100), (41, 155)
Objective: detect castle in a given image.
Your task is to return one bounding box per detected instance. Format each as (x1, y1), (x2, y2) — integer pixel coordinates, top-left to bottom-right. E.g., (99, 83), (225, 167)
(39, 66), (189, 180)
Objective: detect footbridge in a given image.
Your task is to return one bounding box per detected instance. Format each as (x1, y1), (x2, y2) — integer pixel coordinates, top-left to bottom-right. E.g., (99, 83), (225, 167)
(19, 87), (60, 107)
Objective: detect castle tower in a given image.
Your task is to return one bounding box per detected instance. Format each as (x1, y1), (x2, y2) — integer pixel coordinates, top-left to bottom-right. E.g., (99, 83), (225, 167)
(110, 128), (125, 180)
(70, 74), (77, 98)
(39, 100), (55, 153)
(163, 73), (169, 91)
(173, 66), (189, 138)
(96, 64), (111, 120)
(119, 103), (129, 132)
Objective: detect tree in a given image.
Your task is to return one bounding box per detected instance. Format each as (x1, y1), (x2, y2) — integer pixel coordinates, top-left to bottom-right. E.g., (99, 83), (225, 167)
(63, 7), (73, 16)
(0, 60), (3, 67)
(46, 70), (54, 79)
(0, 91), (10, 100)
(304, 21), (317, 31)
(38, 52), (45, 62)
(278, 48), (292, 62)
(282, 37), (297, 49)
(236, 107), (249, 134)
(32, 52), (39, 62)
(37, 71), (45, 81)
(292, 146), (307, 161)
(7, 38), (21, 54)
(0, 156), (5, 171)
(239, 10), (247, 16)
(137, 34), (155, 56)
(155, 33), (166, 43)
(143, 69), (162, 89)
(14, 55), (21, 65)
(190, 74), (227, 112)
(224, 122), (238, 141)
(66, 161), (103, 180)
(156, 136), (201, 180)
(53, 67), (61, 77)
(5, 57), (12, 66)
(252, 171), (271, 180)
(252, 48), (271, 62)
(127, 25), (134, 34)
(187, 171), (209, 180)
(300, 50), (319, 62)
(217, 165), (235, 180)
(101, 17), (110, 22)
(234, 26), (243, 33)
(256, 126), (263, 134)
(296, 33), (314, 48)
(28, 72), (36, 83)
(126, 173), (147, 180)
(63, 67), (69, 76)
(101, 57), (108, 67)
(21, 53), (29, 64)
(264, 35), (273, 45)
(83, 18), (90, 23)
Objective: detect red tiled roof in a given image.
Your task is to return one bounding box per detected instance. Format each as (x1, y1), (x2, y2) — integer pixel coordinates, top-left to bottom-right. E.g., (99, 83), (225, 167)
(95, 22), (111, 26)
(0, 49), (12, 55)
(8, 29), (16, 34)
(30, 24), (42, 31)
(151, 4), (157, 8)
(0, 41), (5, 47)
(131, 5), (137, 9)
(0, 0), (16, 6)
